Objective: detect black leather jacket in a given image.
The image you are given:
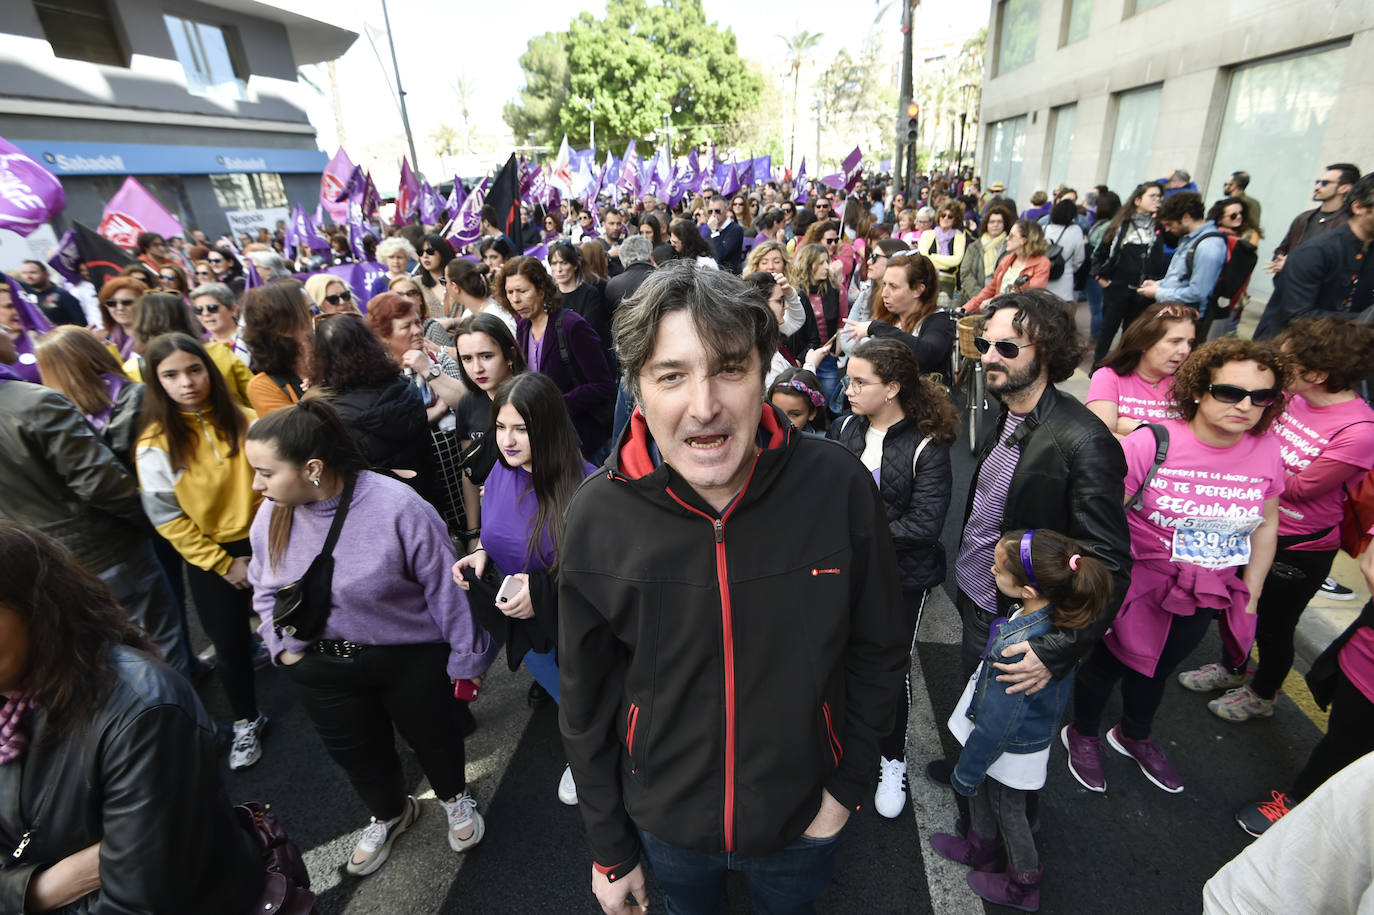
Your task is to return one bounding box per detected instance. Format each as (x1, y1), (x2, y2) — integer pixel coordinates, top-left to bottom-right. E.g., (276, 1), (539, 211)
(963, 386), (1132, 678)
(0, 646), (263, 913)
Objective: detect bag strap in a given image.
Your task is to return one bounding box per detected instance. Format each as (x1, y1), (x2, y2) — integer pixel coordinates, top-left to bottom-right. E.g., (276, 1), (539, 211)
(1127, 423), (1170, 511)
(912, 434), (931, 476)
(268, 373), (303, 401)
(319, 473), (358, 558)
(1183, 231), (1227, 281)
(553, 312), (585, 388)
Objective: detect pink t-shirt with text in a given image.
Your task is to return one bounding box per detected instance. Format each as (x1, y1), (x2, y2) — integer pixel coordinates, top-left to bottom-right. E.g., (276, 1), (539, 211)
(1087, 368), (1177, 425)
(1122, 419), (1284, 566)
(1271, 394), (1374, 548)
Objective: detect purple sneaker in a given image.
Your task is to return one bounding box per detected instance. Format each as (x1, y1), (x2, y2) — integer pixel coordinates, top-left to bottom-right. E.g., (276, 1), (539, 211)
(1107, 725), (1184, 794)
(1061, 725), (1106, 793)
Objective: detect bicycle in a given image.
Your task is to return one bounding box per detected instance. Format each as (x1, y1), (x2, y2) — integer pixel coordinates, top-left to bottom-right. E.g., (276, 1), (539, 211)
(953, 313), (992, 453)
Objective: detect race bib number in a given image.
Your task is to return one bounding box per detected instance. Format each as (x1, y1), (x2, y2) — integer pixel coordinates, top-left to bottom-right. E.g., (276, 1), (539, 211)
(1170, 516), (1262, 570)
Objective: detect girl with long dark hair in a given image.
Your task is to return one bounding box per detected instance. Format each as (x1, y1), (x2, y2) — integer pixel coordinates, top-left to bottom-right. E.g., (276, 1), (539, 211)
(1090, 182), (1166, 362)
(829, 338), (958, 819)
(134, 333), (265, 769)
(245, 401), (496, 876)
(669, 217), (719, 268)
(417, 234), (455, 319)
(452, 372), (596, 803)
(843, 252), (956, 378)
(548, 241), (611, 352)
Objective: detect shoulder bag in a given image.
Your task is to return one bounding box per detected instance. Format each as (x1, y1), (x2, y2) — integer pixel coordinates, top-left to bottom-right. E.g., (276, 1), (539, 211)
(272, 474), (357, 640)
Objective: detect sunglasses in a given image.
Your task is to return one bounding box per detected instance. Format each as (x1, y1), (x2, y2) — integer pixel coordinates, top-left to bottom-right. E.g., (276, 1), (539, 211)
(823, 237), (839, 245)
(194, 303), (222, 315)
(1206, 383), (1278, 407)
(709, 208), (724, 214)
(421, 248), (439, 256)
(974, 337), (1035, 359)
(867, 251), (884, 263)
(160, 273), (178, 282)
(1314, 179), (1334, 186)
(324, 290), (353, 305)
(400, 289), (423, 300)
(207, 257), (225, 265)
(195, 269), (212, 276)
(104, 298), (136, 309)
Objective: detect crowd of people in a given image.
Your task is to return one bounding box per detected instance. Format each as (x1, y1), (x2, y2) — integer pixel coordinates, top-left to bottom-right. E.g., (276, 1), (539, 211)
(0, 156), (1372, 913)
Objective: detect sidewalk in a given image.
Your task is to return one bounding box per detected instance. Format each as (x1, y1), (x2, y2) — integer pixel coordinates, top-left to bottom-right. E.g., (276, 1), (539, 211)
(1060, 298), (1369, 674)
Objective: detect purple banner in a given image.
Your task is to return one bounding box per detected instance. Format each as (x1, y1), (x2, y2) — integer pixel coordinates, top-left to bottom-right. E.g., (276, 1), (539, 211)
(0, 137), (66, 236)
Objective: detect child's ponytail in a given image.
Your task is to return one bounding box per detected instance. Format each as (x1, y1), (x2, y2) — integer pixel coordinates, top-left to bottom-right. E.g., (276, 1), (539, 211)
(998, 529), (1113, 630)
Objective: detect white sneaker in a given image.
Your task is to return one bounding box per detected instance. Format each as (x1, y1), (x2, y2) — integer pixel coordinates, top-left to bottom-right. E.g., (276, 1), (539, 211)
(875, 756), (908, 819)
(439, 792), (485, 853)
(558, 764), (578, 806)
(228, 714), (267, 770)
(346, 795), (419, 877)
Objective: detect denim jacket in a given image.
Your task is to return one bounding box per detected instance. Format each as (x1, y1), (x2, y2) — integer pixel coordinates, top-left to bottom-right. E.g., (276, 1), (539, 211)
(952, 605), (1075, 796)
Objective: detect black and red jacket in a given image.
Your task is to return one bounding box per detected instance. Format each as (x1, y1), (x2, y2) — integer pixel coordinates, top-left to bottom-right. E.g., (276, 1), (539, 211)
(558, 404), (908, 880)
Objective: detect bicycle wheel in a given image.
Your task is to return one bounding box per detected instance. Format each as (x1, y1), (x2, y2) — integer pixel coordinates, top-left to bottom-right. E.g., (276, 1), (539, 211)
(967, 362), (987, 453)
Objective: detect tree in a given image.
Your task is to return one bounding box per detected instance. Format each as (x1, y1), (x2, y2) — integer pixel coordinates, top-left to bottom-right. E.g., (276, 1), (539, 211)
(505, 0), (762, 154)
(779, 30), (824, 172)
(818, 33), (896, 168)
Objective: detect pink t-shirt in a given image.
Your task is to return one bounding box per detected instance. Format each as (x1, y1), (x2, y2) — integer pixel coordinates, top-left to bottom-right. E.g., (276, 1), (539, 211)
(1122, 419), (1284, 567)
(1271, 394), (1374, 548)
(1087, 368), (1177, 425)
(1339, 518), (1374, 704)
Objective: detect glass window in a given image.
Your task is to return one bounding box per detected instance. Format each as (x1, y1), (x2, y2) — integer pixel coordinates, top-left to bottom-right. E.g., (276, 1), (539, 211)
(251, 174), (288, 208)
(996, 0), (1040, 75)
(1047, 104), (1077, 190)
(1210, 44), (1348, 299)
(986, 116), (1028, 200)
(211, 174), (256, 211)
(1106, 85), (1162, 196)
(34, 0), (128, 67)
(1064, 0), (1092, 45)
(1133, 0), (1169, 11)
(163, 14), (248, 102)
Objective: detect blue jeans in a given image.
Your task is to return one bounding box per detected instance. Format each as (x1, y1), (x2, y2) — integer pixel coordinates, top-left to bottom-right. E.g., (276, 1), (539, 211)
(524, 647), (561, 705)
(813, 354), (844, 415)
(1084, 275), (1104, 343)
(612, 380), (634, 448)
(637, 826), (842, 914)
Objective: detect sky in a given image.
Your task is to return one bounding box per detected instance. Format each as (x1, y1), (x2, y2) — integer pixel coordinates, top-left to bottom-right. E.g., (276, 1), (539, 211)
(303, 0), (979, 185)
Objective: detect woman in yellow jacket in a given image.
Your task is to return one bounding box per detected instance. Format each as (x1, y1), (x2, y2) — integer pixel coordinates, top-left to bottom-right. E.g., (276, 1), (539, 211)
(135, 332), (266, 769)
(121, 292), (254, 407)
(916, 200), (970, 306)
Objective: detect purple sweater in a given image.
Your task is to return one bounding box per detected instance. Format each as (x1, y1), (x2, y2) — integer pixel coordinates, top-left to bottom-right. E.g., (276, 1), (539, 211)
(248, 471), (496, 679)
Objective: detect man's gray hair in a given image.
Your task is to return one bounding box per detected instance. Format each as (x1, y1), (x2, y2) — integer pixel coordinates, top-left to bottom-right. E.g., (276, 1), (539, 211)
(190, 281), (236, 308)
(618, 235), (653, 267)
(613, 261), (778, 402)
(248, 251), (291, 279)
(1170, 168), (1192, 183)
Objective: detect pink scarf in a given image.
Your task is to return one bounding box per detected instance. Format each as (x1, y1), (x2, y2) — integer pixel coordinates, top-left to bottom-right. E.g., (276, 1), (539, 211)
(0, 694), (34, 765)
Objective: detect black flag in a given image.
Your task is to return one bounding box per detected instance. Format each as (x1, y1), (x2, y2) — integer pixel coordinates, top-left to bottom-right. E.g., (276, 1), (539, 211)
(73, 221), (136, 289)
(486, 153), (522, 245)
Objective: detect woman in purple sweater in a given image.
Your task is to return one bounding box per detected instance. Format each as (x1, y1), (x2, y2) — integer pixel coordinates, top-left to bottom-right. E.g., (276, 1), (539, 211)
(244, 400), (496, 878)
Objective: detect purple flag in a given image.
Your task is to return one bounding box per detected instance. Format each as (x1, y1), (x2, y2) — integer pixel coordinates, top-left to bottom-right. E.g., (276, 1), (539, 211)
(449, 177), (489, 248)
(842, 146), (863, 192)
(99, 176), (184, 249)
(347, 204), (371, 261)
(4, 274), (53, 382)
(794, 159), (808, 204)
(333, 165), (364, 204)
(518, 158), (537, 199)
(0, 137), (66, 236)
(290, 203), (329, 257)
(47, 229), (81, 284)
(736, 159), (755, 190)
(616, 140), (640, 197)
(419, 180), (445, 226)
(603, 150), (621, 189)
(748, 156), (771, 186)
(523, 243), (549, 261)
(320, 148), (354, 222)
(396, 157), (421, 224)
(718, 163), (740, 198)
(446, 179), (467, 221)
(679, 148), (701, 194)
(819, 173), (845, 190)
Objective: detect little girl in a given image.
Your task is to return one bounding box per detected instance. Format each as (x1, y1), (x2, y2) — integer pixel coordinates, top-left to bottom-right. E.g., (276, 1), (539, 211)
(767, 367), (830, 434)
(931, 528), (1112, 913)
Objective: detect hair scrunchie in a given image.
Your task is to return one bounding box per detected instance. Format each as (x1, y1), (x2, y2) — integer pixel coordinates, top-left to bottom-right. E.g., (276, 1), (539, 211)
(781, 378), (825, 408)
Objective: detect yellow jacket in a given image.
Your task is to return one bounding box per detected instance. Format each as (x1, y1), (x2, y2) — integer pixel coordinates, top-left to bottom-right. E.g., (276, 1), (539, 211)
(124, 341), (254, 408)
(135, 406), (260, 575)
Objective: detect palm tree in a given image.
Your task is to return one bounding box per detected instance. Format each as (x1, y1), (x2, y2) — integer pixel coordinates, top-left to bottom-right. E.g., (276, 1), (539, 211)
(779, 30), (824, 172)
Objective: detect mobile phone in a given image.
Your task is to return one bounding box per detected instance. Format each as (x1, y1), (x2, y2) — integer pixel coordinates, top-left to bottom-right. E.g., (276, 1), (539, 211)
(454, 678), (480, 701)
(495, 574), (521, 604)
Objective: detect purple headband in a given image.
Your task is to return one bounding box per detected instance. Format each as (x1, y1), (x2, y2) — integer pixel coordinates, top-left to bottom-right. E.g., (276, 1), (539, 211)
(779, 378), (824, 408)
(1019, 530), (1040, 591)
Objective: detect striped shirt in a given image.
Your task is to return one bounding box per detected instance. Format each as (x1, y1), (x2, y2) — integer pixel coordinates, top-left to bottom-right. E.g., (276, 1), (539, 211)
(955, 411), (1029, 611)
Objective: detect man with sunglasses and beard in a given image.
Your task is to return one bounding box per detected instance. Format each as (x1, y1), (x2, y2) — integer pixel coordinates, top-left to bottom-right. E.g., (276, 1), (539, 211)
(706, 197), (744, 274)
(925, 290), (1133, 810)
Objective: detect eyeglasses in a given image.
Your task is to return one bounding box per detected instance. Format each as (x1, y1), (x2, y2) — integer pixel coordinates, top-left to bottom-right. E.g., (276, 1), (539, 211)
(973, 337), (1035, 359)
(207, 257), (225, 265)
(1314, 179), (1334, 186)
(846, 377), (874, 393)
(709, 207), (724, 214)
(1206, 384), (1278, 407)
(194, 303), (222, 315)
(324, 290), (353, 305)
(823, 237), (839, 245)
(104, 298), (136, 309)
(195, 269), (212, 276)
(400, 289), (424, 300)
(421, 248), (438, 255)
(867, 251), (883, 263)
(160, 274), (178, 282)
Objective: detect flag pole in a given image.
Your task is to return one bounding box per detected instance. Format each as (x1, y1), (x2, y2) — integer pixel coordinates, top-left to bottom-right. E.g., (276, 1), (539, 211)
(381, 0), (420, 172)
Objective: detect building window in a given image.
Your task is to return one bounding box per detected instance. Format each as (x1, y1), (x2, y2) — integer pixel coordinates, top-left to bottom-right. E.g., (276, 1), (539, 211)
(995, 0), (1039, 75)
(1105, 84), (1162, 196)
(33, 0), (129, 67)
(985, 115), (1028, 199)
(1126, 0), (1169, 14)
(1047, 104), (1077, 190)
(251, 174), (288, 208)
(212, 173), (288, 210)
(163, 14), (248, 102)
(1210, 43), (1348, 300)
(1062, 0), (1092, 46)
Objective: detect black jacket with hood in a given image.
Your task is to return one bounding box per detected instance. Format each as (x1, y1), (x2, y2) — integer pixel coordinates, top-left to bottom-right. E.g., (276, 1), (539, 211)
(559, 404), (908, 880)
(327, 374), (441, 509)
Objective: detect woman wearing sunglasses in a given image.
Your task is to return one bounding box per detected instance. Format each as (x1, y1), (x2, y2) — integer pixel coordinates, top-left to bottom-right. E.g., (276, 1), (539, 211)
(1178, 318), (1374, 725)
(192, 259), (216, 287)
(417, 235), (455, 319)
(158, 263), (191, 299)
(190, 281), (250, 365)
(305, 273), (359, 318)
(962, 219), (1051, 314)
(206, 246), (246, 298)
(1064, 338), (1285, 795)
(1087, 304), (1198, 438)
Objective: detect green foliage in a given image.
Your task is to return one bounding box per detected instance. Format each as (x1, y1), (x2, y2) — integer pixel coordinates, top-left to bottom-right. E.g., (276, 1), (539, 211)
(504, 0), (763, 153)
(819, 34), (897, 162)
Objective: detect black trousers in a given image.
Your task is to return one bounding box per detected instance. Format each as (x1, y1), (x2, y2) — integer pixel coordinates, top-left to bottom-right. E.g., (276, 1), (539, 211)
(286, 642), (469, 820)
(1073, 610), (1214, 740)
(1248, 546), (1337, 700)
(1094, 285), (1149, 365)
(184, 539), (258, 722)
(880, 589), (929, 760)
(1291, 670), (1374, 800)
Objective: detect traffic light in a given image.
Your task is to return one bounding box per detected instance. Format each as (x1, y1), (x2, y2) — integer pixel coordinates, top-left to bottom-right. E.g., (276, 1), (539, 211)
(906, 103), (920, 143)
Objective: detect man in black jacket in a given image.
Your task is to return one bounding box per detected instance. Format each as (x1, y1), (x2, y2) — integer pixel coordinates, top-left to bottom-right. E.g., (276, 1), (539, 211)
(705, 197), (744, 273)
(954, 290), (1131, 685)
(560, 263), (908, 914)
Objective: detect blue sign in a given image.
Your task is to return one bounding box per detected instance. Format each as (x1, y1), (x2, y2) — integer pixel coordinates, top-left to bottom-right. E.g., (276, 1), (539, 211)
(11, 140), (328, 176)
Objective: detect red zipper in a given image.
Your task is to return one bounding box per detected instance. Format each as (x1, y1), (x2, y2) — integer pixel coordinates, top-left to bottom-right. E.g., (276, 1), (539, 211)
(662, 455), (760, 853)
(626, 703), (640, 757)
(822, 701), (843, 767)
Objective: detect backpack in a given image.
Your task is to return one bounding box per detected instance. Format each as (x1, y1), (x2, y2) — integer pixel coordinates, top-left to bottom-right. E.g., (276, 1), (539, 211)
(1126, 423), (1170, 512)
(1185, 232), (1258, 315)
(1045, 225), (1068, 281)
